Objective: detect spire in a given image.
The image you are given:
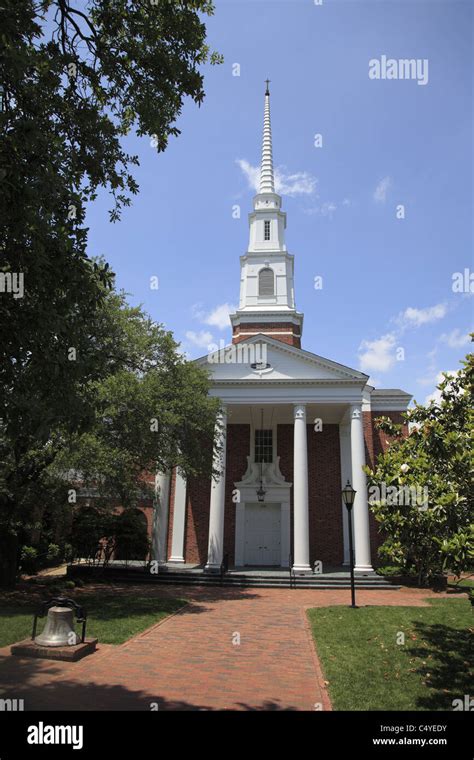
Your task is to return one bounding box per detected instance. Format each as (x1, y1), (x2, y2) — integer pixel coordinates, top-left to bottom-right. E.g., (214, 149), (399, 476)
(259, 80), (275, 194)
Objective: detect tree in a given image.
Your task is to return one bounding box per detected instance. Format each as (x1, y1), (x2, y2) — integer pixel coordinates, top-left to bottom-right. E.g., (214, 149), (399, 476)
(365, 348), (474, 585)
(0, 0), (221, 584)
(53, 291), (221, 511)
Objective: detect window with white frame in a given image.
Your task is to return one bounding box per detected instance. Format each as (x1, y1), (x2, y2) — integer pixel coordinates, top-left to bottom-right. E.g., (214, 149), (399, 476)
(255, 429), (273, 463)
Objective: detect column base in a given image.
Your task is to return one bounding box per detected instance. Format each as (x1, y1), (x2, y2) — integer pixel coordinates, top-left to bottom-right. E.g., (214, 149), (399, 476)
(354, 564), (374, 573)
(168, 556), (185, 564)
(204, 563), (221, 574)
(292, 563), (312, 575)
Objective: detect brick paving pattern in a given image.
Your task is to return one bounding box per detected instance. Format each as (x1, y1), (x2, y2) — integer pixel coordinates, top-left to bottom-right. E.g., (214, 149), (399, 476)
(0, 585), (449, 711)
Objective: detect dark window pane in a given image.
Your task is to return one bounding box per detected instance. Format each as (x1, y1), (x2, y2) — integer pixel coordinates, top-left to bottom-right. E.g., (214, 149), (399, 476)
(255, 429), (273, 463)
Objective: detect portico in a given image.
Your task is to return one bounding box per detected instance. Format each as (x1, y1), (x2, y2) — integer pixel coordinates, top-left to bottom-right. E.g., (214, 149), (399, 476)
(198, 391), (374, 574)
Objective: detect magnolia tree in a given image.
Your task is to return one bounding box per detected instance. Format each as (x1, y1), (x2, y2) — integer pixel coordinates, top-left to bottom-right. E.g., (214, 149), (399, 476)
(365, 347), (473, 585)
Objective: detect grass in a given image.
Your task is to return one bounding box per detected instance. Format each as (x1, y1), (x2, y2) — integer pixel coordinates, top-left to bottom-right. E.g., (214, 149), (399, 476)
(450, 578), (474, 590)
(0, 593), (185, 647)
(307, 599), (473, 711)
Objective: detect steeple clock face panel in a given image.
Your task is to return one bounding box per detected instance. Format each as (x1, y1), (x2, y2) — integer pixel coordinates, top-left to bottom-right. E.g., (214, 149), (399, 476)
(244, 503), (281, 566)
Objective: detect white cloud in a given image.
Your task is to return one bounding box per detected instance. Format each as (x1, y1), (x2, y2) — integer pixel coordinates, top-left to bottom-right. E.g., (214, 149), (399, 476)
(373, 176), (391, 203)
(185, 330), (214, 349)
(439, 328), (471, 349)
(396, 303), (447, 329)
(358, 333), (397, 373)
(425, 370), (459, 405)
(192, 302), (236, 331)
(236, 160), (260, 193)
(276, 166), (317, 196)
(320, 201), (337, 217)
(236, 159), (317, 197)
(203, 303), (236, 330)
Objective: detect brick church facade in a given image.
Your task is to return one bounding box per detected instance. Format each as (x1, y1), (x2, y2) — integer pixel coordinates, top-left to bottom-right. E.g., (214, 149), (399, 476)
(150, 86), (411, 574)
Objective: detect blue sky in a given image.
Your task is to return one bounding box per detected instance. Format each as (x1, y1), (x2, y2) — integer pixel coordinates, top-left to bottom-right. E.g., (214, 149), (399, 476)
(86, 0), (473, 405)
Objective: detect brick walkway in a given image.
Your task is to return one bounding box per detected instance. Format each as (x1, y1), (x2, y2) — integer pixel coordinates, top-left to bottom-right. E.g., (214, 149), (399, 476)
(0, 585), (449, 711)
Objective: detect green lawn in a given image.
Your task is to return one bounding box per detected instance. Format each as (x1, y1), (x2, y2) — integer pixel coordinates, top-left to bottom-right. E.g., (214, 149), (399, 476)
(307, 599), (473, 711)
(0, 594), (185, 647)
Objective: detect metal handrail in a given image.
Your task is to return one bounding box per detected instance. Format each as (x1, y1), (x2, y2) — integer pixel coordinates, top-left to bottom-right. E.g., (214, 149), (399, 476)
(288, 554), (296, 588)
(220, 553), (229, 584)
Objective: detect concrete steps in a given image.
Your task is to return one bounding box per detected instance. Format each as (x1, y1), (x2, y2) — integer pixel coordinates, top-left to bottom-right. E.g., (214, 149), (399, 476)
(68, 564), (400, 590)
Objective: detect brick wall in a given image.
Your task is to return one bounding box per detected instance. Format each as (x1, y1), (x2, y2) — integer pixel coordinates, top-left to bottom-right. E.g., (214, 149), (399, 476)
(232, 323), (301, 348)
(223, 425), (251, 564)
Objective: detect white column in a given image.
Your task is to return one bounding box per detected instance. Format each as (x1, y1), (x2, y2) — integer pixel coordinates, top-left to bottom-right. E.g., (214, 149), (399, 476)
(169, 469), (187, 563)
(151, 471), (170, 564)
(205, 407), (227, 572)
(339, 423), (351, 565)
(350, 403), (373, 572)
(292, 404), (311, 573)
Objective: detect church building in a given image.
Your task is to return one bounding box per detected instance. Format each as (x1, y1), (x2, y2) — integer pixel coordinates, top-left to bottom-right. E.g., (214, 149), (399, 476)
(152, 86), (411, 575)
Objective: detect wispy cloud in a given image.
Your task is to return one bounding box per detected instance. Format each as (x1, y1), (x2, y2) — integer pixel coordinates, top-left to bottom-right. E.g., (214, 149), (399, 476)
(396, 303), (447, 329)
(439, 328), (471, 349)
(185, 330), (214, 349)
(236, 159), (317, 197)
(373, 176), (391, 203)
(359, 302), (449, 380)
(303, 201), (337, 218)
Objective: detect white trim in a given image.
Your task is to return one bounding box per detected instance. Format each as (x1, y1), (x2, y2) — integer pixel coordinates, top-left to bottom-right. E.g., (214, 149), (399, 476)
(196, 333), (369, 382)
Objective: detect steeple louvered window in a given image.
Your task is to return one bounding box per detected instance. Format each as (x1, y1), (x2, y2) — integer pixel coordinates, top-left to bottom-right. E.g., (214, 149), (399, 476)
(258, 267), (274, 296)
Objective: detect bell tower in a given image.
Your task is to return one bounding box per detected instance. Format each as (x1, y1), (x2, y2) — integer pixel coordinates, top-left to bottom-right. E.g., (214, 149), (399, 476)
(230, 82), (304, 348)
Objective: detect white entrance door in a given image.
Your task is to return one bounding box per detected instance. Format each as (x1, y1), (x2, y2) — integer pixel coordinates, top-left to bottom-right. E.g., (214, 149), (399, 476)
(244, 503), (281, 566)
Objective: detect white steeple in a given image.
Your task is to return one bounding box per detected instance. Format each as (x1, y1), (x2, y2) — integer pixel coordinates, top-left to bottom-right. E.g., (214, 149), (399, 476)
(229, 83), (304, 347)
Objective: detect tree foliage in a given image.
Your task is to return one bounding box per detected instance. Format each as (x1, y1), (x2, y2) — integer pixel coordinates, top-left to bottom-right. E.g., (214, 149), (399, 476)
(0, 0), (221, 583)
(365, 348), (474, 584)
(53, 291), (221, 509)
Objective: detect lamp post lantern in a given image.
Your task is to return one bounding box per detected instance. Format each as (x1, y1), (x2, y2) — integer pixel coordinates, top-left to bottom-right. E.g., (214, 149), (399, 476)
(342, 480), (357, 608)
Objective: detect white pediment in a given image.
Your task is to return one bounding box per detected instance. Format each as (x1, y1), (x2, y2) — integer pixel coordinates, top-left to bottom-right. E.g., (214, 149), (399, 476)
(195, 335), (368, 384)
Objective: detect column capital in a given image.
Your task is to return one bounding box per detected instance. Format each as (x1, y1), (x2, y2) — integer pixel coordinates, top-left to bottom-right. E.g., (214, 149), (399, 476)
(350, 403), (362, 420)
(293, 403), (306, 421)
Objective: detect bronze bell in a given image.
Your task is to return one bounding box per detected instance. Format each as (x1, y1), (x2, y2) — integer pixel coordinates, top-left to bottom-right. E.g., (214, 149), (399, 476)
(35, 606), (78, 647)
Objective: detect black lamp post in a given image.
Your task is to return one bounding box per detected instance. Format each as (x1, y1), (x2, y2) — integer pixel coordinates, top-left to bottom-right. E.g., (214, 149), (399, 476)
(341, 480), (357, 608)
(256, 408), (266, 503)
